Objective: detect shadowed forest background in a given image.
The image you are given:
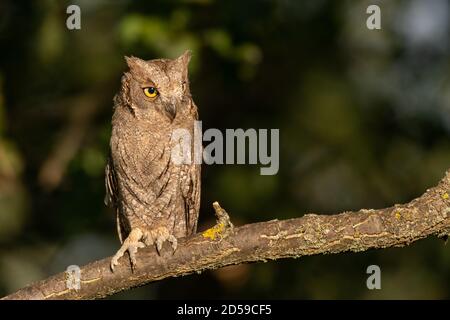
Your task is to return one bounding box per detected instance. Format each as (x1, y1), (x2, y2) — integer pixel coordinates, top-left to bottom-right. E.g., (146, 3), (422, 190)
(1, 0), (450, 299)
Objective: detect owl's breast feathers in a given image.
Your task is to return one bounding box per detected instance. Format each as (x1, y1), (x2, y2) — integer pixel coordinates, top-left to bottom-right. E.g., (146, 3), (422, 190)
(107, 116), (200, 239)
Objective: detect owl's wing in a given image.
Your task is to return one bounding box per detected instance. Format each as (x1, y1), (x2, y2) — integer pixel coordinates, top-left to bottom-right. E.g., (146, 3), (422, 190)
(183, 162), (201, 236)
(105, 156), (127, 244)
(182, 107), (201, 236)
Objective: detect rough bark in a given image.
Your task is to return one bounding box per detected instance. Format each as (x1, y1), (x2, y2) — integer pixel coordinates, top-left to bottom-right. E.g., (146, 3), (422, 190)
(3, 171), (450, 300)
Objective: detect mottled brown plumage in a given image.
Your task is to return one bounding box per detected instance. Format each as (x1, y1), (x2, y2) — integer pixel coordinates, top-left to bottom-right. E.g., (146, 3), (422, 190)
(105, 51), (201, 271)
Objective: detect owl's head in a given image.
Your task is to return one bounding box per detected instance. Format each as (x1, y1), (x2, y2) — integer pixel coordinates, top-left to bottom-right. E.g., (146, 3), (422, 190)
(119, 51), (192, 122)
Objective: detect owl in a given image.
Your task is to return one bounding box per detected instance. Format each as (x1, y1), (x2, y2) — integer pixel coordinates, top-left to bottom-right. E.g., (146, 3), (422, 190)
(105, 51), (201, 271)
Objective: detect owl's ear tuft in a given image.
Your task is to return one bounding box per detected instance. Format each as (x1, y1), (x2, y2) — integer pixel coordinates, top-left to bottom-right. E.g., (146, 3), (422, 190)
(172, 50), (192, 81)
(173, 50), (192, 68)
(124, 56), (147, 72)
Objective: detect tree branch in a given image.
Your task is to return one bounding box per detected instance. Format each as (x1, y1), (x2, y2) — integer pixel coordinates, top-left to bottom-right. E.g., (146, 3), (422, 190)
(3, 170), (450, 300)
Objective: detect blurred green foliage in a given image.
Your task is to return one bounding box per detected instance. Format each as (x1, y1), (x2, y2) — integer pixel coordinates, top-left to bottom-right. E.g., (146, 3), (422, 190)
(0, 0), (449, 299)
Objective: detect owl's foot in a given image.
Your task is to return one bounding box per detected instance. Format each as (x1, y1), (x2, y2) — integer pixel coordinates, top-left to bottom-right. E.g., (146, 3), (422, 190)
(110, 228), (145, 272)
(143, 226), (178, 254)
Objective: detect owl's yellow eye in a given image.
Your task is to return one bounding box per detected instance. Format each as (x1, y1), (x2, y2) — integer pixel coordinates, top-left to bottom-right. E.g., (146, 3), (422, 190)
(143, 87), (158, 98)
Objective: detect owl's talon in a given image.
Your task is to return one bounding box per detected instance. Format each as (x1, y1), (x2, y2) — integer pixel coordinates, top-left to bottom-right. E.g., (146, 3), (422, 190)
(168, 235), (178, 253)
(155, 238), (164, 254)
(143, 226), (178, 255)
(110, 228), (144, 272)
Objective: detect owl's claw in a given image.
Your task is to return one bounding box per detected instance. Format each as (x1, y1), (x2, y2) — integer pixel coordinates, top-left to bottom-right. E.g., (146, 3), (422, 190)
(155, 238), (164, 254)
(168, 235), (178, 253)
(143, 227), (178, 255)
(110, 228), (145, 272)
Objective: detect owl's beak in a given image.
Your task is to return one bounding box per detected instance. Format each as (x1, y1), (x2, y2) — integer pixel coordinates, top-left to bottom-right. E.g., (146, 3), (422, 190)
(163, 102), (177, 121)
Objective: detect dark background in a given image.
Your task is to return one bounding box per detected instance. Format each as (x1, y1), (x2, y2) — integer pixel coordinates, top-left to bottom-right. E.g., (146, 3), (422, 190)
(0, 0), (450, 299)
